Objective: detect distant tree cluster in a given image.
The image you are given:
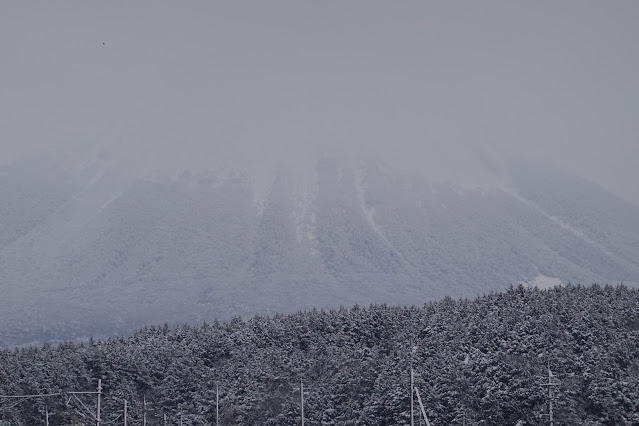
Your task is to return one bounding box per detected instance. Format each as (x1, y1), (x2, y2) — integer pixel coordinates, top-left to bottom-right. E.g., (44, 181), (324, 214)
(1, 284), (638, 425)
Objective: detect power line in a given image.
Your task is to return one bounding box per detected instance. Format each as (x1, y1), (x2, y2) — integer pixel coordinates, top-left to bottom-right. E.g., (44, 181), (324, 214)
(0, 393), (62, 398)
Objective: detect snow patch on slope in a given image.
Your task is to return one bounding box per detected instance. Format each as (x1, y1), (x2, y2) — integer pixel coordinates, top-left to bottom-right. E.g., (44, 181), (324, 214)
(99, 192), (122, 212)
(352, 164), (389, 245)
(505, 188), (620, 259)
(292, 173), (319, 248)
(520, 275), (563, 290)
(251, 168), (277, 219)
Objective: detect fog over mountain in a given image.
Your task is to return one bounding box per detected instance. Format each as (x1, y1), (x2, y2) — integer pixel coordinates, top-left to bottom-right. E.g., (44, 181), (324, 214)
(3, 2), (639, 205)
(0, 144), (638, 345)
(1, 2), (639, 345)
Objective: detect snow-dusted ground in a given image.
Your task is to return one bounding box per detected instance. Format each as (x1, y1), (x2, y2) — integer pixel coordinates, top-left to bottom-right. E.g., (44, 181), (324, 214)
(1, 150), (638, 345)
(520, 274), (563, 290)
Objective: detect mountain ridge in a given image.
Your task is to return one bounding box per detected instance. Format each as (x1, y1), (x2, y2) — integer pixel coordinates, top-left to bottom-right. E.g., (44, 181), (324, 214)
(1, 149), (637, 345)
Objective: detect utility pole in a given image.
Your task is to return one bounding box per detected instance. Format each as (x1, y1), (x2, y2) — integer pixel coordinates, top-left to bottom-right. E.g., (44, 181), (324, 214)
(539, 364), (559, 426)
(124, 400), (127, 426)
(216, 383), (219, 426)
(66, 380), (105, 424)
(300, 376), (304, 426)
(96, 379), (102, 426)
(413, 386), (432, 426)
(410, 343), (418, 426)
(410, 367), (414, 426)
(410, 360), (432, 426)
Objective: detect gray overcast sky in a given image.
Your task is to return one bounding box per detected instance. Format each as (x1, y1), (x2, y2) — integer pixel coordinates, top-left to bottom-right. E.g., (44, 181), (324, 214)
(1, 1), (638, 204)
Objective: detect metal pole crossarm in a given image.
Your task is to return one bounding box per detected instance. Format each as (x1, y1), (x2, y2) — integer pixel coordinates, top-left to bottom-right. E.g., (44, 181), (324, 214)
(538, 366), (559, 426)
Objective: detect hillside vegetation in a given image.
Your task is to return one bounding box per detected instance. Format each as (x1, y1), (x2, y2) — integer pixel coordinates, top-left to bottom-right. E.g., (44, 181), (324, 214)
(1, 284), (638, 425)
(3, 154), (639, 346)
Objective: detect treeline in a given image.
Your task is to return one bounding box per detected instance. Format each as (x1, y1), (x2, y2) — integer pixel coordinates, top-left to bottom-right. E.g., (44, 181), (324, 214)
(1, 284), (638, 425)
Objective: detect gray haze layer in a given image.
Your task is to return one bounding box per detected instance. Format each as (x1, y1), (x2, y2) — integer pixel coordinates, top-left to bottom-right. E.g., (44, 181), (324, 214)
(2, 3), (639, 345)
(1, 1), (639, 206)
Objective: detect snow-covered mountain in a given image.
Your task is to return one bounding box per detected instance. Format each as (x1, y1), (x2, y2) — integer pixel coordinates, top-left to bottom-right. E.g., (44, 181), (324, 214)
(1, 145), (638, 345)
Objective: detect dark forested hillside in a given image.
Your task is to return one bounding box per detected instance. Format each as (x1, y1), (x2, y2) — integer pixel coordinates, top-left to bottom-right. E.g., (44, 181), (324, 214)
(1, 284), (638, 425)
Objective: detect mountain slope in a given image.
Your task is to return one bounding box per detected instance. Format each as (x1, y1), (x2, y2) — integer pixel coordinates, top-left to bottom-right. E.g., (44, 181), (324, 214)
(0, 151), (637, 345)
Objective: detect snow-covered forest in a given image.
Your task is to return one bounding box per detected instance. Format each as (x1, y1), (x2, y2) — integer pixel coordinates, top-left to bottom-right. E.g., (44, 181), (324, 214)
(3, 152), (639, 347)
(1, 284), (638, 425)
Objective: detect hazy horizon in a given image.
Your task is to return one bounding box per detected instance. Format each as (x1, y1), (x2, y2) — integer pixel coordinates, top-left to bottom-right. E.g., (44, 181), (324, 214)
(2, 1), (638, 206)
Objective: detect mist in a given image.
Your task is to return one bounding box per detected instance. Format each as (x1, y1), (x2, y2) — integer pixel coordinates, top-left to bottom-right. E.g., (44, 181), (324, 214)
(2, 1), (638, 205)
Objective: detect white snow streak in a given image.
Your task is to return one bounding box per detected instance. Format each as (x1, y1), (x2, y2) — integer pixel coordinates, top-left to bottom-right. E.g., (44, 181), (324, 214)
(293, 172), (319, 250)
(99, 192), (122, 212)
(352, 165), (389, 245)
(504, 187), (621, 260)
